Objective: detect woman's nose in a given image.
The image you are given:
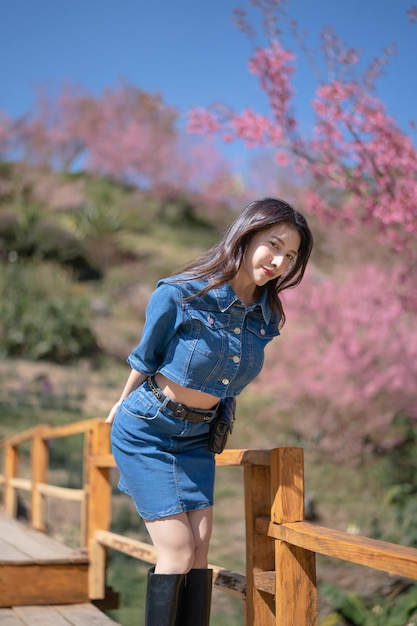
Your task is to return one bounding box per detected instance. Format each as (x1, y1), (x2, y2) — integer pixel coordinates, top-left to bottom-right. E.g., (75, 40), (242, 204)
(272, 254), (285, 268)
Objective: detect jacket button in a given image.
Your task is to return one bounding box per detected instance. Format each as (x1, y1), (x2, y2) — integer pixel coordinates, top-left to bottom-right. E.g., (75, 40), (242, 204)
(222, 378), (229, 385)
(232, 356), (240, 363)
(233, 327), (241, 334)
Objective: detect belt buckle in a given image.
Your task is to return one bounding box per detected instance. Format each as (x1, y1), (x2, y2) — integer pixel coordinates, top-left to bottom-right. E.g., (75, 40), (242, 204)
(175, 405), (186, 418)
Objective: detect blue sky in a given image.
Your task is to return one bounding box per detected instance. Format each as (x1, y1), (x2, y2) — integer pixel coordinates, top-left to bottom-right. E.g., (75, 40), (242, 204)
(1, 0), (415, 163)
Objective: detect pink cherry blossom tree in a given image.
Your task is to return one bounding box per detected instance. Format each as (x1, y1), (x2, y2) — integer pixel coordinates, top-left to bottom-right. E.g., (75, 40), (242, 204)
(188, 1), (417, 254)
(256, 261), (417, 460)
(188, 1), (417, 459)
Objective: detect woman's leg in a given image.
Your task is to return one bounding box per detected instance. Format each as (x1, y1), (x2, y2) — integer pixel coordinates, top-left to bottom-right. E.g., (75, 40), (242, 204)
(187, 506), (213, 568)
(144, 507), (213, 573)
(181, 508), (214, 625)
(144, 508), (213, 625)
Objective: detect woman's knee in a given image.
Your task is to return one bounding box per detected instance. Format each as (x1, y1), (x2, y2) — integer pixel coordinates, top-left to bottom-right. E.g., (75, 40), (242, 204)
(187, 507), (212, 567)
(145, 514), (196, 573)
(157, 546), (195, 573)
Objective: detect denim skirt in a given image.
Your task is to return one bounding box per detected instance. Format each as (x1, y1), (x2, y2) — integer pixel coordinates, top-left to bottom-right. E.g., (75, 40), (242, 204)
(110, 379), (217, 521)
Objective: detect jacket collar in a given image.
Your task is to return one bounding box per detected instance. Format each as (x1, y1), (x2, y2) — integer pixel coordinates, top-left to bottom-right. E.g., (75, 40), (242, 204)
(215, 282), (272, 324)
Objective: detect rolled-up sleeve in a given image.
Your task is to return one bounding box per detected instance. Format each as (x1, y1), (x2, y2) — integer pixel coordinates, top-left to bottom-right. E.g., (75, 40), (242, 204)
(127, 282), (183, 375)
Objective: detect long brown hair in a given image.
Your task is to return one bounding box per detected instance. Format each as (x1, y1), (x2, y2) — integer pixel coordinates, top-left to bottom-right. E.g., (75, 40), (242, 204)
(177, 198), (313, 325)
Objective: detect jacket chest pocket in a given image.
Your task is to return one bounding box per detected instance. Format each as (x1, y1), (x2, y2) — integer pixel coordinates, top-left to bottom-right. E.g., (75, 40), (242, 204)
(188, 310), (230, 357)
(246, 317), (280, 369)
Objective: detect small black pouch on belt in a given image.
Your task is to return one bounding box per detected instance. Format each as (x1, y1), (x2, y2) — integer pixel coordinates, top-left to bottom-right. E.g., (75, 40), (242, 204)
(209, 397), (236, 454)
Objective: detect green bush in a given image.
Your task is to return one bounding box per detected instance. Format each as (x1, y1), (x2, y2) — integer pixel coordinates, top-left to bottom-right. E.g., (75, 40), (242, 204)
(321, 582), (417, 626)
(0, 203), (101, 279)
(0, 262), (98, 362)
(371, 414), (417, 547)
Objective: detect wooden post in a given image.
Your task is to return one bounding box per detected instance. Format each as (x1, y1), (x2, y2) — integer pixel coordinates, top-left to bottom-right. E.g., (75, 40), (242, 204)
(4, 444), (18, 517)
(87, 422), (112, 545)
(270, 448), (318, 626)
(80, 430), (92, 547)
(86, 422), (112, 601)
(31, 431), (49, 531)
(244, 460), (275, 626)
(89, 535), (107, 599)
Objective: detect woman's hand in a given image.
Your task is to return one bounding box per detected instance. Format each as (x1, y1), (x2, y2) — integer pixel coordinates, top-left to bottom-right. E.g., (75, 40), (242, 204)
(105, 400), (122, 425)
(105, 369), (146, 425)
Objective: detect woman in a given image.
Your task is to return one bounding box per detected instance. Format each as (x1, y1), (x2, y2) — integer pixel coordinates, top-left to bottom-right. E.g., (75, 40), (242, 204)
(106, 197), (313, 625)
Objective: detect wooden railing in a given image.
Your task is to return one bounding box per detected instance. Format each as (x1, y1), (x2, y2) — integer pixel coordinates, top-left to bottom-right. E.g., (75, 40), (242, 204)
(1, 419), (417, 625)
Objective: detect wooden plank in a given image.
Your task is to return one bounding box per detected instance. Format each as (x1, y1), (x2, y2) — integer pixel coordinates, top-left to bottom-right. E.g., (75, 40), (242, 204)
(2, 426), (48, 448)
(257, 519), (417, 580)
(0, 607), (24, 625)
(42, 418), (102, 440)
(93, 447), (272, 469)
(253, 571), (275, 595)
(36, 483), (86, 502)
(216, 449), (271, 466)
(1, 604), (121, 626)
(0, 538), (31, 563)
(12, 605), (70, 625)
(1, 419), (102, 449)
(8, 478), (31, 492)
(0, 564), (88, 606)
(0, 516), (87, 564)
(211, 565), (246, 598)
(56, 603), (120, 625)
(95, 530), (156, 562)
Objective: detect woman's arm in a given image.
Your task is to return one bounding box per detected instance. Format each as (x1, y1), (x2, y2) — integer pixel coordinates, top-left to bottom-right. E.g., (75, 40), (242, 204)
(105, 369), (147, 424)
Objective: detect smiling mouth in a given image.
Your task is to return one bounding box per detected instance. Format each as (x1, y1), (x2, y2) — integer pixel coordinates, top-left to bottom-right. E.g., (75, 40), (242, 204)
(262, 267), (275, 278)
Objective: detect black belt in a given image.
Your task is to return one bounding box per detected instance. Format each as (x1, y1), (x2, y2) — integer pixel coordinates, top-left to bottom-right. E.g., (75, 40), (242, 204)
(147, 377), (218, 423)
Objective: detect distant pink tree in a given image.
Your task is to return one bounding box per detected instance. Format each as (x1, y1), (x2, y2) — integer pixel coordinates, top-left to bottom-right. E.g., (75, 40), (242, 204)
(0, 112), (12, 158)
(6, 83), (241, 207)
(11, 84), (91, 169)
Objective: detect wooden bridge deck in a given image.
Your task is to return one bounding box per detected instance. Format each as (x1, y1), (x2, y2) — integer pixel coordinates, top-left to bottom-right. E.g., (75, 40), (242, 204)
(0, 513), (120, 625)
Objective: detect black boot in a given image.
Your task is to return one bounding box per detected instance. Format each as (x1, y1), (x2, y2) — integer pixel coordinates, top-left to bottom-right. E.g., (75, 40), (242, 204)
(145, 567), (185, 626)
(178, 568), (213, 626)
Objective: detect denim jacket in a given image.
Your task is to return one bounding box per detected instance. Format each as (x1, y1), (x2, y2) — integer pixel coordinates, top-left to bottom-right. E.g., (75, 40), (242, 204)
(127, 275), (281, 398)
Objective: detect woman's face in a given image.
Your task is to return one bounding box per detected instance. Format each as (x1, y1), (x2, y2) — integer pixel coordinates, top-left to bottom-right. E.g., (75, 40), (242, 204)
(241, 223), (301, 287)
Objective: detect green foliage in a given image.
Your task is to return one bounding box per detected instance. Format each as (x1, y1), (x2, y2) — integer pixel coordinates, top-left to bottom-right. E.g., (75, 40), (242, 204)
(64, 179), (129, 239)
(371, 415), (417, 548)
(0, 201), (101, 279)
(321, 583), (417, 626)
(56, 178), (150, 269)
(48, 433), (84, 488)
(106, 553), (148, 626)
(0, 262), (98, 361)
